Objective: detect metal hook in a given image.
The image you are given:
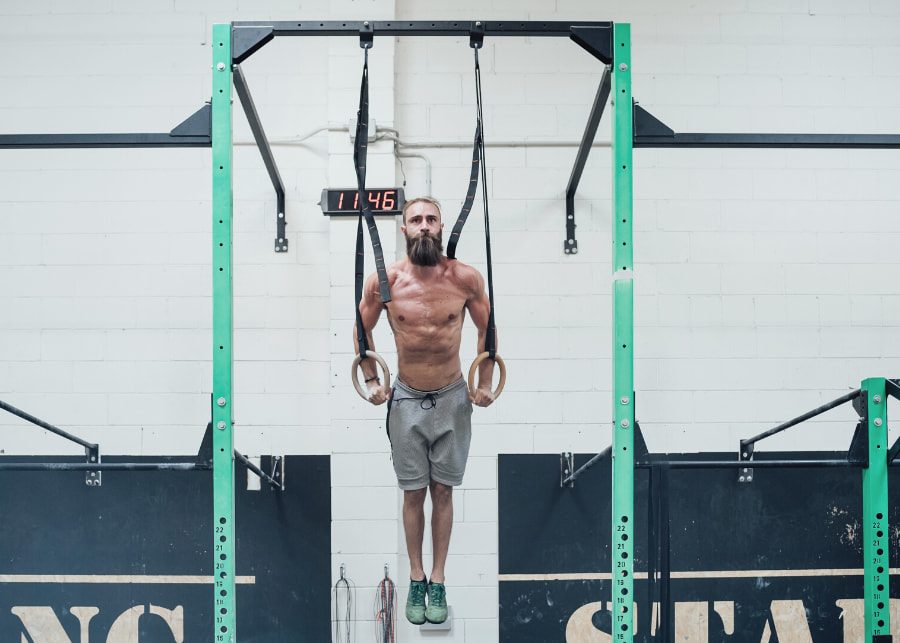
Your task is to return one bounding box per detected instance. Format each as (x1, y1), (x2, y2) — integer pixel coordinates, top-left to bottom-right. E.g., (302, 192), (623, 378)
(340, 563), (346, 580)
(384, 563), (389, 579)
(470, 20), (485, 49)
(359, 21), (374, 49)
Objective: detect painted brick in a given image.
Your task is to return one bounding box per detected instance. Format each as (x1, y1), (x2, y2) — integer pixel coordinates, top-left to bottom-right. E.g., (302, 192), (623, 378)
(332, 519), (397, 555)
(238, 393), (331, 427)
(450, 521), (498, 556)
(470, 424), (534, 457)
(459, 456), (496, 490)
(108, 393), (205, 426)
(331, 418), (392, 454)
(333, 486), (398, 520)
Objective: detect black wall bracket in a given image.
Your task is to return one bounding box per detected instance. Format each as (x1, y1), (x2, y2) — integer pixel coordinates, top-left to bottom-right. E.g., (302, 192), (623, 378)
(232, 26), (275, 65)
(848, 419), (870, 468)
(233, 64), (288, 252)
(86, 444), (101, 487)
(633, 103), (674, 139)
(569, 26), (613, 64)
(269, 455), (285, 489)
(564, 66), (610, 255)
(469, 21), (485, 49)
(235, 451), (284, 490)
(739, 442), (754, 484)
(359, 21), (374, 48)
(170, 103), (211, 138)
(560, 451), (574, 488)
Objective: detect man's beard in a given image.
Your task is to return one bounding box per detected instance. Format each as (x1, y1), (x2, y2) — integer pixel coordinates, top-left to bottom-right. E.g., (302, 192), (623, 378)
(406, 230), (444, 266)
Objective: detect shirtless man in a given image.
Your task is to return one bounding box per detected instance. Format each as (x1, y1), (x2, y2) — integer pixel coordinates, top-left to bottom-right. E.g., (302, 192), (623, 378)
(355, 196), (496, 625)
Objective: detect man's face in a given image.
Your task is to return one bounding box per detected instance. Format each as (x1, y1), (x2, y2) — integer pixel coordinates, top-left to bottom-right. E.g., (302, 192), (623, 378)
(402, 201), (444, 266)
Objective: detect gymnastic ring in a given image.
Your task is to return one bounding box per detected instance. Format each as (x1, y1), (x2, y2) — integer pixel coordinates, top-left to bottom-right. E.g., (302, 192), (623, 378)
(467, 352), (506, 401)
(351, 350), (392, 400)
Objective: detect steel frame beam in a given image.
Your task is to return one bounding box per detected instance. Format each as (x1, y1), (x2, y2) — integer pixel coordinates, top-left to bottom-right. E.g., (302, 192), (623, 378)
(633, 104), (900, 149)
(862, 378), (891, 641)
(0, 398), (96, 452)
(0, 104), (211, 149)
(211, 23), (237, 643)
(229, 21), (614, 257)
(636, 132), (900, 148)
(740, 389), (861, 450)
(610, 22), (634, 643)
(233, 20), (613, 39)
(234, 450), (283, 490)
(0, 133), (210, 148)
(0, 462), (209, 471)
(232, 64), (288, 253)
(564, 66), (611, 255)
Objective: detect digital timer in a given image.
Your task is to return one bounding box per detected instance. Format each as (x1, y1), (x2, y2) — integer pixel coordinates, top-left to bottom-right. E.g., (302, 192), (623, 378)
(320, 188), (406, 216)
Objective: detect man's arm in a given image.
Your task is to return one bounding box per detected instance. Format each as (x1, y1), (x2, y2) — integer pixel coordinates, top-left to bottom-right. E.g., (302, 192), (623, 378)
(463, 267), (497, 407)
(354, 272), (390, 405)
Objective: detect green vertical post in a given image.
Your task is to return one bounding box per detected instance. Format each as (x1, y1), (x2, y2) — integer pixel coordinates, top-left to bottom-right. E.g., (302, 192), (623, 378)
(862, 377), (890, 641)
(211, 23), (236, 643)
(611, 22), (634, 643)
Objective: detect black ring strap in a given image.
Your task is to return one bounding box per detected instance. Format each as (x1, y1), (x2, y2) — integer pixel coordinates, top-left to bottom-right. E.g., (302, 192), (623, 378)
(353, 48), (391, 355)
(446, 47), (497, 359)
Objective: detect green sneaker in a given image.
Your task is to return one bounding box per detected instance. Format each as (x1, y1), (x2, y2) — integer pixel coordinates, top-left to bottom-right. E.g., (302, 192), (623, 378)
(425, 581), (448, 624)
(405, 577), (427, 625)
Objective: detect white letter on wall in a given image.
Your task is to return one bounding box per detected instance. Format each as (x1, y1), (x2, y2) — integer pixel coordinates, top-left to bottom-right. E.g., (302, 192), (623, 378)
(11, 606), (98, 643)
(759, 600), (813, 643)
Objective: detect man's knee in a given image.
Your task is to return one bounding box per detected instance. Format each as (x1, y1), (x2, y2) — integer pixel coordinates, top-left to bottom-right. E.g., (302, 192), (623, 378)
(404, 487), (427, 507)
(429, 480), (453, 504)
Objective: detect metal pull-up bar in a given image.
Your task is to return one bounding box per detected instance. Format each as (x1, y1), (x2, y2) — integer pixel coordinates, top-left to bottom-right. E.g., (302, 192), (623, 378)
(740, 388), (861, 451)
(0, 104), (212, 149)
(0, 398), (96, 452)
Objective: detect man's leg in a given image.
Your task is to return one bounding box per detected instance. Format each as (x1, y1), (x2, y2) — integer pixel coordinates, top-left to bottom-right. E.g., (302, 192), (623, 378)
(429, 481), (453, 583)
(403, 488), (428, 581)
(403, 487), (429, 625)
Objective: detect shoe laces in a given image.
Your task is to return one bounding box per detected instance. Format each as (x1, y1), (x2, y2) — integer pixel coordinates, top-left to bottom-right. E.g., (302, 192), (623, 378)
(409, 580), (426, 603)
(428, 582), (446, 605)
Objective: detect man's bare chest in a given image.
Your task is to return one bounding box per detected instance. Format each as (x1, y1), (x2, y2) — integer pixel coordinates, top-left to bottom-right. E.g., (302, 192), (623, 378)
(387, 281), (467, 330)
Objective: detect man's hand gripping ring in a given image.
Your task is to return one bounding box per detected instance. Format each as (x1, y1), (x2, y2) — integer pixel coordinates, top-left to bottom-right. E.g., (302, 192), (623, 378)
(467, 352), (506, 400)
(351, 351), (392, 400)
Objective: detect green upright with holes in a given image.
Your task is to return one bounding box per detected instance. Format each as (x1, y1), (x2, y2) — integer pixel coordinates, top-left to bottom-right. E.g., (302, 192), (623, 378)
(862, 377), (890, 641)
(211, 23), (237, 643)
(611, 22), (635, 643)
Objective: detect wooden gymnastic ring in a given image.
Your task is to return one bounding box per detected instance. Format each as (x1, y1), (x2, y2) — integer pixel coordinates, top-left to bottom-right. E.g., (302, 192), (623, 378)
(351, 351), (392, 400)
(467, 352), (506, 401)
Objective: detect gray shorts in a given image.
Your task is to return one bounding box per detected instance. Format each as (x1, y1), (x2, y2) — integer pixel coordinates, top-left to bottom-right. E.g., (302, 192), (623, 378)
(386, 377), (473, 491)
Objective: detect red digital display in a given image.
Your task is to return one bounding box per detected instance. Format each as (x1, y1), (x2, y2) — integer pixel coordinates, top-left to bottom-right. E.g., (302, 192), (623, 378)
(321, 188), (405, 215)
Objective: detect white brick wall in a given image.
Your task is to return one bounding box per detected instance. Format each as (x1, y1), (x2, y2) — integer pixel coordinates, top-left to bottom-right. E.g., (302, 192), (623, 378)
(0, 1), (898, 641)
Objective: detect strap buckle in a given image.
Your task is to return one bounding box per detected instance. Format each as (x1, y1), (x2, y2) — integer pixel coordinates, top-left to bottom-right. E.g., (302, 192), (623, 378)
(359, 21), (374, 49)
(469, 21), (484, 49)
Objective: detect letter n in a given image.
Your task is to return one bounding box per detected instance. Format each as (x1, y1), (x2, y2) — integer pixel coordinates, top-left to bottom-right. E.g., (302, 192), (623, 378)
(11, 606), (99, 643)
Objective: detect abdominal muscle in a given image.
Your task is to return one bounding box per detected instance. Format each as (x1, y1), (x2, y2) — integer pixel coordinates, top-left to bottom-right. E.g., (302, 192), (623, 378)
(385, 269), (469, 391)
(393, 325), (465, 391)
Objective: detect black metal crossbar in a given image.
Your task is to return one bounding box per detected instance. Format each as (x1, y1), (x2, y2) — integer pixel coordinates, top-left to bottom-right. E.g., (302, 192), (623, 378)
(0, 133), (211, 149)
(562, 445), (612, 485)
(635, 132), (900, 149)
(740, 389), (861, 450)
(234, 450), (283, 490)
(233, 64), (288, 252)
(564, 66), (611, 255)
(637, 458), (858, 470)
(232, 20), (611, 37)
(0, 461), (209, 471)
(0, 398), (96, 451)
(0, 104), (212, 149)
